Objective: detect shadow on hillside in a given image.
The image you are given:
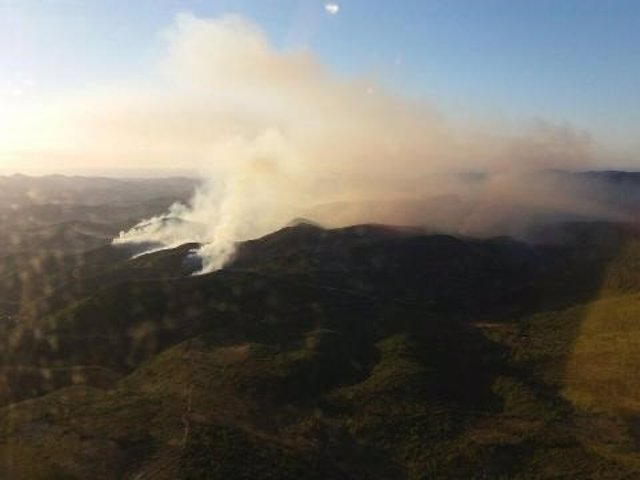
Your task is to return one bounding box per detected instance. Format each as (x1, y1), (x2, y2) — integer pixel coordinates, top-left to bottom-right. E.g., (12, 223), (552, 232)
(0, 221), (638, 478)
(561, 231), (640, 410)
(501, 224), (640, 475)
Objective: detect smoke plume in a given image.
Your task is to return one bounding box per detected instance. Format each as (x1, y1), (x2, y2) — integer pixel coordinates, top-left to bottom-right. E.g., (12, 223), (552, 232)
(111, 13), (627, 273)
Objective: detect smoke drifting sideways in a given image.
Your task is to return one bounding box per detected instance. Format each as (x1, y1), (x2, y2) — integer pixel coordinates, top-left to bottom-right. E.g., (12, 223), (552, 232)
(112, 13), (633, 273)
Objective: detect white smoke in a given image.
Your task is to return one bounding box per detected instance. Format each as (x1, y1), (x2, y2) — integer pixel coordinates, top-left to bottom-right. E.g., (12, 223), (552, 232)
(109, 13), (616, 273)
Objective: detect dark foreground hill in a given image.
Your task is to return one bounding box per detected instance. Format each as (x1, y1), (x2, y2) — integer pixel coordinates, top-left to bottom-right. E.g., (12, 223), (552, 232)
(0, 219), (638, 479)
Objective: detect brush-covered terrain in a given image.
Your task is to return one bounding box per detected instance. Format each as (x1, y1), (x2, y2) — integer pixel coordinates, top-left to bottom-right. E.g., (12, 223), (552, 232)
(0, 174), (638, 479)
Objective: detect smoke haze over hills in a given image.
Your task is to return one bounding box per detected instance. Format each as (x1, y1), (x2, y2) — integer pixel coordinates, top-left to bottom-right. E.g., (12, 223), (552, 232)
(0, 12), (632, 271)
(105, 14), (637, 272)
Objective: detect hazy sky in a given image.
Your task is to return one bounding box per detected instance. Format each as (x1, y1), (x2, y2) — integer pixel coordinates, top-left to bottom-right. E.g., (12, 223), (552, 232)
(1, 0), (639, 174)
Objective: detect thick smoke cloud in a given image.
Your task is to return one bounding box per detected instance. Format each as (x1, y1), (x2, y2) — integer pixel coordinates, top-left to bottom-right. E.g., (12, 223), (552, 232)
(113, 13), (625, 272)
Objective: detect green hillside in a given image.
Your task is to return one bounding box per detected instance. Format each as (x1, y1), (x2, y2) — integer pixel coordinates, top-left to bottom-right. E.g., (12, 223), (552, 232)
(0, 221), (638, 478)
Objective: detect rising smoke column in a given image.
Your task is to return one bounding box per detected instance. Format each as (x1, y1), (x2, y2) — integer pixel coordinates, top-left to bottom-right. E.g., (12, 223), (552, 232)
(107, 13), (603, 272)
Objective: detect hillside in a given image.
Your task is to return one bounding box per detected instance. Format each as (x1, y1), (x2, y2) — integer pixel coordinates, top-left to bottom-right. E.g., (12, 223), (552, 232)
(0, 217), (636, 478)
(0, 173), (638, 478)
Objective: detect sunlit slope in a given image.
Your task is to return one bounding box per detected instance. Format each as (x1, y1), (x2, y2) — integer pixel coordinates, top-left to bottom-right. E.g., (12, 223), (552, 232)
(560, 294), (640, 413)
(490, 292), (640, 477)
(505, 232), (640, 413)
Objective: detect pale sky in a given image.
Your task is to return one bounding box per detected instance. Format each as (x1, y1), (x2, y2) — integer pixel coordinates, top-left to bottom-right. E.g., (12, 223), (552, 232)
(1, 0), (639, 175)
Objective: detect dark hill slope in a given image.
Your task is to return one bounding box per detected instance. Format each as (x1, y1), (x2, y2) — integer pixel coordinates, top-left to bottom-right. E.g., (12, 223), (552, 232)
(3, 221), (639, 383)
(1, 294), (639, 479)
(229, 222), (639, 313)
(0, 222), (638, 478)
